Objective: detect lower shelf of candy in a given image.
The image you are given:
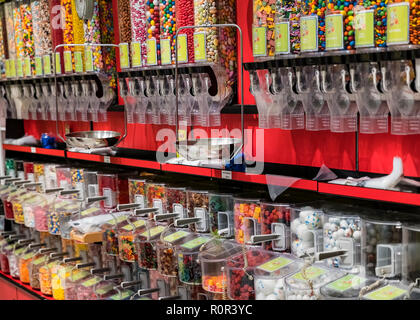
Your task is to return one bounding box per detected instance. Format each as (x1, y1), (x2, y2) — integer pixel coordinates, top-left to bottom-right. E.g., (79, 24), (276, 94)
(0, 270), (54, 300)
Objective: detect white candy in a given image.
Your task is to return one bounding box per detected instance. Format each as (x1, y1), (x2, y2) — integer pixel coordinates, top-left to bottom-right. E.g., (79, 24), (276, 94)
(299, 210), (312, 222)
(297, 224), (312, 241)
(353, 230), (361, 240)
(255, 278), (276, 295)
(275, 278), (284, 289)
(344, 228), (353, 237)
(340, 220), (349, 229)
(291, 218), (301, 234)
(333, 229), (345, 239)
(266, 294), (278, 300)
(304, 211), (322, 230)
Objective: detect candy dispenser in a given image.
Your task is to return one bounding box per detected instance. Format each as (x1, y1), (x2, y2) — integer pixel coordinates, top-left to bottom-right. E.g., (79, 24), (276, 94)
(296, 64), (330, 131)
(254, 252), (302, 300)
(19, 246), (37, 284)
(76, 276), (118, 300)
(157, 227), (195, 277)
(350, 62), (389, 133)
(275, 0), (302, 55)
(23, 193), (47, 229)
(166, 185), (187, 218)
(8, 244), (26, 279)
(128, 178), (147, 208)
(208, 193), (234, 238)
(3, 188), (25, 220)
(145, 0), (161, 66)
(323, 63), (358, 132)
(28, 247), (56, 289)
(252, 0), (276, 57)
(63, 267), (91, 300)
(176, 0), (194, 63)
(98, 173), (119, 210)
(186, 189), (210, 233)
(48, 190), (81, 236)
(322, 210), (362, 272)
(159, 0), (176, 65)
(15, 160), (24, 179)
(56, 166), (72, 190)
(226, 246), (274, 300)
(136, 222), (166, 270)
(361, 217), (403, 280)
(402, 225), (420, 287)
(39, 257), (61, 296)
(284, 264), (346, 299)
(129, 0), (146, 66)
(34, 191), (58, 233)
(299, 0), (321, 52)
(5, 159), (16, 178)
(23, 161), (34, 182)
(0, 239), (11, 273)
(386, 0), (419, 46)
(101, 213), (131, 257)
(70, 168), (87, 200)
(4, 2), (16, 60)
(19, 0), (35, 74)
(234, 197), (262, 245)
(12, 190), (38, 225)
(84, 171), (99, 198)
(83, 0), (103, 72)
(257, 203), (291, 252)
(31, 0), (53, 59)
(117, 216), (147, 263)
(118, 0), (132, 44)
(146, 181), (166, 214)
(177, 234), (211, 285)
(320, 274), (376, 299)
(33, 163), (45, 190)
(290, 205), (324, 258)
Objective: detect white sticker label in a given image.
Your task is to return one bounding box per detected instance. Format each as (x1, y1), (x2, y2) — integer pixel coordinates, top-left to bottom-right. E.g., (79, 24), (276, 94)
(31, 147), (36, 153)
(59, 180), (69, 189)
(88, 184), (98, 197)
(135, 195), (145, 208)
(103, 187), (116, 208)
(104, 156), (111, 163)
(27, 173), (34, 182)
(75, 182), (86, 200)
(221, 170), (232, 180)
(153, 199), (163, 214)
(194, 208), (208, 232)
(18, 171), (25, 179)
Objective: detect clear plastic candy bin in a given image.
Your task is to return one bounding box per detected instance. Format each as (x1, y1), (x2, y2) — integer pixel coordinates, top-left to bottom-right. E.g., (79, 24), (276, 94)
(254, 253), (302, 300)
(402, 224), (420, 286)
(233, 197), (262, 244)
(136, 223), (166, 270)
(284, 264), (346, 300)
(290, 205), (324, 257)
(117, 215), (147, 262)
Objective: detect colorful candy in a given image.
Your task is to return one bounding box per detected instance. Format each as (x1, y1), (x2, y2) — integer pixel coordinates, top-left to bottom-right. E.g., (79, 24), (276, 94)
(234, 199), (262, 244)
(209, 193), (233, 236)
(166, 186), (187, 216)
(160, 0), (176, 64)
(261, 203), (291, 251)
(31, 0), (53, 57)
(253, 0), (276, 56)
(194, 0), (219, 62)
(218, 0), (237, 85)
(146, 0), (161, 65)
(187, 190), (209, 233)
(84, 0), (103, 71)
(99, 0), (116, 87)
(176, 0), (195, 63)
(146, 182), (166, 213)
(130, 0), (147, 65)
(128, 178), (146, 206)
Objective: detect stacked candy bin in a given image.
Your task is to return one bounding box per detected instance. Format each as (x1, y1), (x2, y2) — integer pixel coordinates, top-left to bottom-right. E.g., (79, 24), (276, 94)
(118, 0), (132, 44)
(63, 268), (91, 300)
(386, 0), (420, 45)
(252, 0), (277, 57)
(260, 203), (291, 251)
(12, 191), (38, 225)
(254, 253), (302, 300)
(226, 246), (274, 300)
(51, 260), (74, 300)
(275, 0), (302, 54)
(48, 192), (80, 236)
(145, 0), (161, 65)
(166, 186), (187, 218)
(0, 239), (11, 273)
(157, 228), (195, 277)
(56, 167), (72, 190)
(102, 214), (131, 256)
(160, 0), (176, 64)
(6, 159), (16, 178)
(8, 244), (26, 279)
(23, 193), (47, 229)
(23, 161), (34, 182)
(76, 276), (117, 300)
(83, 0), (103, 72)
(117, 216), (147, 262)
(360, 282), (411, 300)
(176, 0), (194, 63)
(2, 187), (24, 220)
(34, 192), (57, 232)
(70, 168), (86, 200)
(353, 0), (387, 47)
(177, 234), (211, 285)
(31, 0), (53, 60)
(39, 257), (61, 295)
(44, 164), (57, 189)
(128, 178), (147, 207)
(136, 223), (166, 270)
(98, 173), (119, 210)
(233, 197), (262, 244)
(84, 171), (99, 198)
(33, 163), (46, 189)
(28, 249), (55, 289)
(290, 205), (324, 257)
(208, 193), (234, 237)
(187, 190), (210, 233)
(284, 264), (346, 299)
(146, 181), (167, 214)
(129, 0), (147, 66)
(19, 0), (36, 73)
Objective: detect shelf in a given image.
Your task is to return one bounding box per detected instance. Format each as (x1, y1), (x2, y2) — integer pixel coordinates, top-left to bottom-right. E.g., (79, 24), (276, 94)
(0, 271), (54, 300)
(4, 144), (420, 206)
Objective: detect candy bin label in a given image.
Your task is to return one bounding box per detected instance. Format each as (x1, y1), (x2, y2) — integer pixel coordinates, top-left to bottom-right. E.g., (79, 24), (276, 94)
(110, 290), (132, 300)
(386, 2), (410, 45)
(74, 52), (83, 73)
(275, 22), (290, 54)
(119, 43), (130, 69)
(252, 26), (267, 56)
(300, 16), (318, 52)
(135, 195), (145, 208)
(16, 59), (23, 78)
(146, 38), (158, 66)
(103, 188), (116, 208)
(64, 51), (73, 73)
(177, 34), (188, 63)
(85, 49), (94, 72)
(161, 39), (172, 65)
(24, 58), (31, 77)
(5, 60), (10, 78)
(121, 219), (146, 231)
(181, 237), (208, 250)
(153, 199), (163, 214)
(81, 276), (101, 287)
(194, 208), (208, 232)
(292, 266), (327, 281)
(9, 60), (16, 78)
(257, 256), (293, 273)
(54, 53), (61, 74)
(194, 32), (207, 62)
(33, 256), (47, 266)
(43, 55), (51, 75)
(364, 284), (408, 300)
(35, 57), (43, 76)
(140, 225), (166, 238)
(131, 42), (142, 67)
(163, 230), (189, 243)
(327, 274), (367, 292)
(354, 10), (374, 48)
(325, 14), (344, 50)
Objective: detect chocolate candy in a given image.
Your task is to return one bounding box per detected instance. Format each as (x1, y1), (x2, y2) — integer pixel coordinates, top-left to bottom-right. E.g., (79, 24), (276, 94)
(157, 245), (178, 276)
(137, 241), (158, 269)
(187, 190), (209, 233)
(166, 186), (187, 217)
(4, 2), (16, 59)
(118, 0), (132, 43)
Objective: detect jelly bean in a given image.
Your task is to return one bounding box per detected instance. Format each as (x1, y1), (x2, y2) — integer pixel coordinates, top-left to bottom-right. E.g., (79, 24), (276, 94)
(146, 183), (167, 210)
(118, 234), (137, 262)
(128, 178), (146, 205)
(99, 0), (117, 88)
(157, 245), (178, 276)
(32, 0), (53, 56)
(160, 0), (176, 64)
(202, 274), (226, 293)
(130, 0), (147, 65)
(277, 0), (302, 54)
(84, 0), (103, 71)
(234, 200), (262, 244)
(176, 0), (195, 63)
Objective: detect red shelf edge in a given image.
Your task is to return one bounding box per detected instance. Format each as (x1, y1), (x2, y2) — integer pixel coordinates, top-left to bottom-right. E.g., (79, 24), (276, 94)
(111, 157), (161, 171)
(318, 182), (420, 206)
(0, 271), (55, 300)
(66, 152), (105, 162)
(161, 163), (213, 177)
(3, 144), (65, 157)
(3, 144), (32, 153)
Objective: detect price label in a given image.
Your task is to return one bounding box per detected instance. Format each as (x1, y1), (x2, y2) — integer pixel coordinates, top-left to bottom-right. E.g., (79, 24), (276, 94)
(160, 38), (172, 65)
(387, 2), (410, 45)
(35, 56), (43, 76)
(9, 59), (16, 78)
(194, 32), (206, 62)
(146, 38), (158, 66)
(24, 57), (31, 77)
(221, 170), (232, 180)
(104, 156), (111, 163)
(119, 43), (130, 69)
(16, 59), (24, 78)
(354, 10), (374, 48)
(5, 60), (9, 78)
(64, 51), (73, 73)
(300, 16), (318, 52)
(31, 147), (36, 153)
(252, 26), (267, 57)
(131, 42), (142, 67)
(325, 14), (344, 50)
(55, 53), (61, 74)
(85, 48), (94, 72)
(74, 51), (83, 73)
(275, 22), (290, 54)
(177, 34), (188, 63)
(43, 55), (52, 75)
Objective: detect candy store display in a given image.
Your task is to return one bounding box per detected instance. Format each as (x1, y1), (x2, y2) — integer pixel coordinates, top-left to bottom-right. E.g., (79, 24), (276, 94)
(176, 0), (194, 63)
(254, 253), (302, 300)
(275, 0), (302, 54)
(63, 268), (91, 300)
(130, 0), (147, 65)
(117, 0), (132, 43)
(31, 0), (52, 58)
(7, 245), (25, 279)
(208, 193), (234, 237)
(354, 0), (387, 47)
(386, 0), (420, 45)
(177, 234), (211, 285)
(290, 205), (324, 257)
(160, 0), (176, 64)
(83, 0), (103, 72)
(51, 261), (72, 300)
(284, 264), (346, 299)
(145, 0), (161, 65)
(252, 0), (276, 57)
(98, 0), (116, 84)
(3, 188), (25, 220)
(76, 276), (117, 300)
(12, 191), (37, 224)
(117, 216), (147, 262)
(98, 173), (119, 210)
(260, 203), (291, 251)
(19, 248), (36, 283)
(128, 178), (147, 207)
(226, 247), (274, 300)
(56, 166), (72, 190)
(102, 214), (128, 256)
(186, 189), (210, 233)
(70, 168), (86, 200)
(136, 222), (166, 269)
(146, 182), (166, 214)
(48, 195), (80, 235)
(28, 250), (50, 289)
(233, 198), (262, 244)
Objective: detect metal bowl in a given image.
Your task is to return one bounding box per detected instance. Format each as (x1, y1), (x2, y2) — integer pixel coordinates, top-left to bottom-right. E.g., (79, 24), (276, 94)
(65, 131), (121, 149)
(175, 138), (242, 161)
